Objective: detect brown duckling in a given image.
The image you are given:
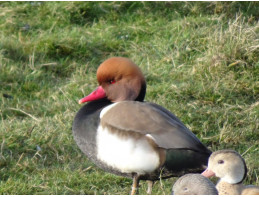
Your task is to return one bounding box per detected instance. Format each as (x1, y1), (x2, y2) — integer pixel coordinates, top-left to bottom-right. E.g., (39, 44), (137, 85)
(172, 173), (218, 195)
(202, 150), (259, 195)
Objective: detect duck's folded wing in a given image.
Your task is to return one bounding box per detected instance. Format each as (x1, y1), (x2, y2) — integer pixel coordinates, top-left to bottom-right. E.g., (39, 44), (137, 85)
(100, 101), (210, 153)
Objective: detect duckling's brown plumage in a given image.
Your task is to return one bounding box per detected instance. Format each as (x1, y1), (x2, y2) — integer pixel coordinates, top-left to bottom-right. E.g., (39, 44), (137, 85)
(202, 149), (259, 195)
(172, 173), (218, 195)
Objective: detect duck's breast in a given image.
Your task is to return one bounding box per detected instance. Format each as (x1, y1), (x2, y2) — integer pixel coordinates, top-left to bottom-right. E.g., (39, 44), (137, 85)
(96, 122), (161, 174)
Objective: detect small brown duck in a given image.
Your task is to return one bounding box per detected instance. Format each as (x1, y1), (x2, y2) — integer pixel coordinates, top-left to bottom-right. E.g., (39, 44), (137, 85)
(202, 150), (259, 195)
(172, 173), (218, 195)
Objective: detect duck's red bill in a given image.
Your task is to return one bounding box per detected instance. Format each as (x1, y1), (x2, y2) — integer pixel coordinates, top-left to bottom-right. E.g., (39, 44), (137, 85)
(79, 86), (106, 104)
(201, 168), (215, 178)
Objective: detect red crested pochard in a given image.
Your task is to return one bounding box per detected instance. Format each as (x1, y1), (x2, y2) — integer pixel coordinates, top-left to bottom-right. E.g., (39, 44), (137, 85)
(72, 57), (212, 194)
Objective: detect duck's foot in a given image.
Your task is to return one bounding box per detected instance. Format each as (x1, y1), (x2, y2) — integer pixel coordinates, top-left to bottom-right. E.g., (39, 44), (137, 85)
(131, 174), (140, 195)
(147, 180), (154, 194)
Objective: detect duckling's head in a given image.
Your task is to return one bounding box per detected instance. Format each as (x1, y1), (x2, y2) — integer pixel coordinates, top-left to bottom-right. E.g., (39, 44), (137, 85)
(172, 173), (218, 195)
(206, 150), (247, 184)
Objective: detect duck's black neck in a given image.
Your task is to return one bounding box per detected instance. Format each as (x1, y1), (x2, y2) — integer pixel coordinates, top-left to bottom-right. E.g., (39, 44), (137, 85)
(135, 83), (146, 102)
(85, 98), (112, 113)
(75, 98), (112, 120)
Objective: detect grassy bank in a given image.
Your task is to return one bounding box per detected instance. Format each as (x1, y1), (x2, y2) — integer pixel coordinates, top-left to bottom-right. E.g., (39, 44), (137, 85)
(0, 2), (258, 194)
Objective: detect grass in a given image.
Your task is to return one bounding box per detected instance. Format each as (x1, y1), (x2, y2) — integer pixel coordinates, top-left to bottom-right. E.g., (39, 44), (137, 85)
(0, 1), (258, 195)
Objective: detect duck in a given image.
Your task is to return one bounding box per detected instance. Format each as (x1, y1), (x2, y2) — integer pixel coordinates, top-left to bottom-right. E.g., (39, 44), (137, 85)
(202, 149), (259, 195)
(72, 57), (212, 195)
(172, 173), (218, 195)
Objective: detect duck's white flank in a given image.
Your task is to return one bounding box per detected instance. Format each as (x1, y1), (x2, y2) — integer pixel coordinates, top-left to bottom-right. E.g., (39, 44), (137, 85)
(96, 125), (160, 174)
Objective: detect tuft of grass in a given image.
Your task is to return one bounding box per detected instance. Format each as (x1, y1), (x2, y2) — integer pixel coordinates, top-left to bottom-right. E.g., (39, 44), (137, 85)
(0, 2), (258, 194)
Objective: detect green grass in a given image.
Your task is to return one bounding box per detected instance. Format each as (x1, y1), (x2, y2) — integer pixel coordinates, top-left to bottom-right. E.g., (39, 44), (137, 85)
(0, 1), (258, 195)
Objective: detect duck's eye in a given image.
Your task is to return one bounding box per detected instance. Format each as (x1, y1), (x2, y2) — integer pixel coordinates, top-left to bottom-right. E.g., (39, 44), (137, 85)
(218, 160), (224, 164)
(109, 79), (116, 84)
(184, 187), (188, 191)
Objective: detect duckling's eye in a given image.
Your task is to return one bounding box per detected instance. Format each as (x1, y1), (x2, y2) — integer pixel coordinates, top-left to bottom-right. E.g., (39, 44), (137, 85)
(218, 160), (224, 164)
(109, 79), (116, 84)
